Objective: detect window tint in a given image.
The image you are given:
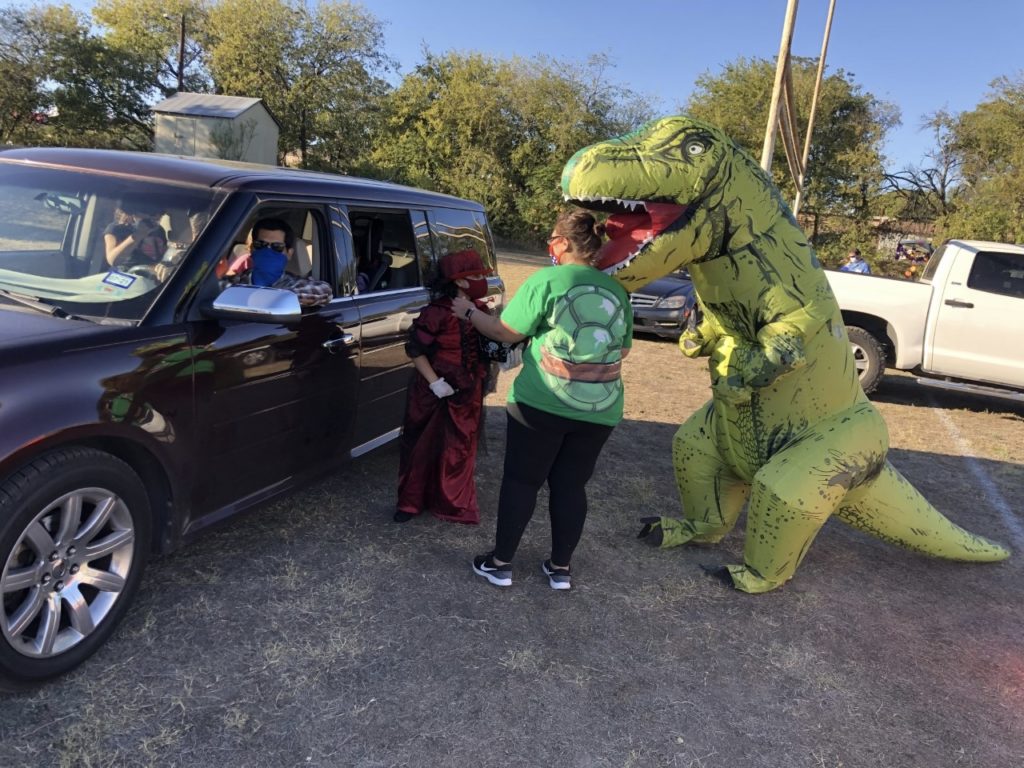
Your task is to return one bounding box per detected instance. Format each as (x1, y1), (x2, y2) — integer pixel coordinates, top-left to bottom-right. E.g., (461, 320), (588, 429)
(967, 251), (1024, 298)
(350, 208), (421, 293)
(431, 207), (495, 273)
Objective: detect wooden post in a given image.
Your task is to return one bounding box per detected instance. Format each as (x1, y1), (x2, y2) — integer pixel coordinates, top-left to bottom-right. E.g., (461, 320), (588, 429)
(793, 0), (837, 213)
(760, 0), (800, 173)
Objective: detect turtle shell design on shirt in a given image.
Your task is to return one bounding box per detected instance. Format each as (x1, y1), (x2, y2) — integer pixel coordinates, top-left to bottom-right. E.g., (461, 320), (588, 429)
(538, 283), (628, 412)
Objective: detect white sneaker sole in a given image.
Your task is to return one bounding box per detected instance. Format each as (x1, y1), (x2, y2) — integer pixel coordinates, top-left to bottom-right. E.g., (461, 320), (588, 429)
(473, 563), (512, 587)
(542, 563), (571, 590)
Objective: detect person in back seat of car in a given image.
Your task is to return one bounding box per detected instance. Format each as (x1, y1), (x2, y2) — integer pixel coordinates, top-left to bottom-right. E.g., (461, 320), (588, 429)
(223, 218), (333, 307)
(104, 202), (168, 269)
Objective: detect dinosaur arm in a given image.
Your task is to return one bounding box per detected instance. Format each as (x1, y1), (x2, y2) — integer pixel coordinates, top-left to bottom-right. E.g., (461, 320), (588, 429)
(679, 312), (718, 358)
(755, 299), (833, 377)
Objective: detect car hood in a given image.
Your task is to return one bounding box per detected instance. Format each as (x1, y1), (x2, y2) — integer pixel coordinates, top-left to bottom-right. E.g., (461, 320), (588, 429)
(0, 305), (114, 349)
(637, 274), (693, 296)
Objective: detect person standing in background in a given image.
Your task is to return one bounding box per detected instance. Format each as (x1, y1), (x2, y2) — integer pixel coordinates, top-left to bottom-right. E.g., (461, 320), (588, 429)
(840, 249), (871, 274)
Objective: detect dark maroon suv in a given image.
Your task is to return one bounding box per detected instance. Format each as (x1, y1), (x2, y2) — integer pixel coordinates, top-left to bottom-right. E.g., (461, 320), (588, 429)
(0, 148), (502, 690)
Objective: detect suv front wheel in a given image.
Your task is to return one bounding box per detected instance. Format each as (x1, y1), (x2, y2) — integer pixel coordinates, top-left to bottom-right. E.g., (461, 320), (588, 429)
(0, 447), (150, 692)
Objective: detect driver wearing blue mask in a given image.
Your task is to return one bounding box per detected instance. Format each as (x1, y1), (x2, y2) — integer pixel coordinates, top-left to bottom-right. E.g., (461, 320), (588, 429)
(226, 217), (333, 307)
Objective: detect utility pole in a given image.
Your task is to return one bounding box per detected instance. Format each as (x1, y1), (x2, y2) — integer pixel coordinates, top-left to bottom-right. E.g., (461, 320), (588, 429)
(163, 12), (186, 92)
(793, 0), (837, 214)
(761, 0), (799, 172)
(176, 12), (185, 92)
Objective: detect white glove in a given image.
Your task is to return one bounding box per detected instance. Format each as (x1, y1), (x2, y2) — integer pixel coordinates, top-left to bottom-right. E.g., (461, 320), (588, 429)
(429, 377), (455, 398)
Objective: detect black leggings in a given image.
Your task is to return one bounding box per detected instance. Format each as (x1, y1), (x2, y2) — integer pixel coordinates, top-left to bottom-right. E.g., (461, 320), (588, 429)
(493, 401), (614, 565)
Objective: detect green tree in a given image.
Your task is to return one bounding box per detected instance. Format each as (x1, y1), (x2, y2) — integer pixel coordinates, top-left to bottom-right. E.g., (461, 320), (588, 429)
(3, 4), (158, 149)
(206, 0), (392, 168)
(934, 75), (1024, 242)
(372, 51), (651, 243)
(685, 56), (898, 258)
(0, 7), (51, 144)
(92, 0), (214, 96)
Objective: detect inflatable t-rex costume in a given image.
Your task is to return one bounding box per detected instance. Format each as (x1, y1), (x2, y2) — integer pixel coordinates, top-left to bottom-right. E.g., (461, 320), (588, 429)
(561, 115), (1010, 593)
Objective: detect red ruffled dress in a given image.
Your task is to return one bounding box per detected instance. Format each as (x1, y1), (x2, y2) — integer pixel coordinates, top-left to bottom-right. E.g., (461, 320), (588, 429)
(396, 297), (490, 523)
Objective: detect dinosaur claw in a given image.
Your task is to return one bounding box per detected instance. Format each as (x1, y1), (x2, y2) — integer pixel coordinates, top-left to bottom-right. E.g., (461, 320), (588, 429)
(637, 517), (665, 546)
(699, 563), (735, 588)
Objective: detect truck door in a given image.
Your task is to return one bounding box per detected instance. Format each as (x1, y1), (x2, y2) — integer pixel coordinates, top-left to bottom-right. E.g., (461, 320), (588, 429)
(927, 248), (1024, 387)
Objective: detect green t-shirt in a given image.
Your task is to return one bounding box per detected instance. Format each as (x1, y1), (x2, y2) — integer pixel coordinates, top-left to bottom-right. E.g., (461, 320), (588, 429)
(501, 264), (633, 426)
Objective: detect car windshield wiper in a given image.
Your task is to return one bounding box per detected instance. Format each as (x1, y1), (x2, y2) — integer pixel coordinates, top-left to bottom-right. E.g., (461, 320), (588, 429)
(0, 288), (89, 322)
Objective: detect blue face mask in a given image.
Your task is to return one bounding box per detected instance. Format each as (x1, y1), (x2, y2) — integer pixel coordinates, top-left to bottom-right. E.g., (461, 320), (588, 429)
(250, 247), (287, 287)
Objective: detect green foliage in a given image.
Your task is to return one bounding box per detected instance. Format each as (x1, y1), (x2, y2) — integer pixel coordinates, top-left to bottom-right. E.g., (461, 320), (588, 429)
(92, 0), (214, 96)
(686, 57), (897, 221)
(0, 7), (51, 144)
(371, 51), (652, 243)
(933, 75), (1024, 243)
(206, 0), (393, 169)
(2, 4), (158, 149)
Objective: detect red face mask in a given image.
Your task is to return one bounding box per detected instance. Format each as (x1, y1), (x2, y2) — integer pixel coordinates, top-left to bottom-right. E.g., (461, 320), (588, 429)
(463, 277), (488, 300)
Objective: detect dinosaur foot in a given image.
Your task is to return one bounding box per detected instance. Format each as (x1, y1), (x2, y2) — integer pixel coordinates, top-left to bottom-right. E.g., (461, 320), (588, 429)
(699, 563), (735, 588)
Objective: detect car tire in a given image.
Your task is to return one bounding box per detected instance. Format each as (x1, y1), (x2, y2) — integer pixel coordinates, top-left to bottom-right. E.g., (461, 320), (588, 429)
(846, 325), (885, 395)
(0, 447), (150, 692)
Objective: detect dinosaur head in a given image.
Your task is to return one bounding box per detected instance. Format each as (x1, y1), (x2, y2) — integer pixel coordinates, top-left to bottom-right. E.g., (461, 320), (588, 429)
(561, 115), (742, 288)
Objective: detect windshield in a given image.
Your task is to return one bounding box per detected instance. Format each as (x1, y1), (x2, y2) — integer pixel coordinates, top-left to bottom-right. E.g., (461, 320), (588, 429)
(0, 164), (223, 322)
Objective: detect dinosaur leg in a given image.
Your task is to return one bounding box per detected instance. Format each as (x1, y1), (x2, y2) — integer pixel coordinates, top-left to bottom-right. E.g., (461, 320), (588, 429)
(836, 462), (1011, 562)
(727, 403), (890, 594)
(639, 402), (750, 548)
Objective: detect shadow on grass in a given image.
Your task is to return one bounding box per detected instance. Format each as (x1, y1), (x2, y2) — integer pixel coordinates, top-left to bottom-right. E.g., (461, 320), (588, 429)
(2, 406), (1022, 768)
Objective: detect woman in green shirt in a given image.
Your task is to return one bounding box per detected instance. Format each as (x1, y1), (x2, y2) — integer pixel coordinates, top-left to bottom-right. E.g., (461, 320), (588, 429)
(452, 209), (632, 590)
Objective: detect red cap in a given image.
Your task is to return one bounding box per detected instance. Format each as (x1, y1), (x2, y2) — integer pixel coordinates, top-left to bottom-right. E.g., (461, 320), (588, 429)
(441, 249), (493, 280)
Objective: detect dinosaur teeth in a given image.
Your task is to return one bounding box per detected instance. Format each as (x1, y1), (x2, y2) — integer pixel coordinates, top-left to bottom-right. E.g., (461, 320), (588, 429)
(564, 195), (648, 213)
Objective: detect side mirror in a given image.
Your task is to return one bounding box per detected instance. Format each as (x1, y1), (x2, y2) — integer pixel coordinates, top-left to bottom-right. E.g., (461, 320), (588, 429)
(203, 285), (302, 324)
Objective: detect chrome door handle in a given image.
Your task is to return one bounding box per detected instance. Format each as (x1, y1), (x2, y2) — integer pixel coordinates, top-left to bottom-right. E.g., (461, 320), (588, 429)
(944, 299), (974, 308)
(322, 333), (356, 352)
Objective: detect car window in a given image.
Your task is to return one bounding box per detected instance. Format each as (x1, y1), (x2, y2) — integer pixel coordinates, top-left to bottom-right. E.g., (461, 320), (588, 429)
(218, 205), (332, 288)
(0, 164), (222, 322)
(967, 251), (1024, 298)
(430, 206), (496, 273)
(920, 244), (947, 282)
(349, 208), (422, 293)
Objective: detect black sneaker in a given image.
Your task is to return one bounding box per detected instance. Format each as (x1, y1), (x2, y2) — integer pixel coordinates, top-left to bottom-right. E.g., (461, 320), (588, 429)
(393, 511), (416, 523)
(472, 553), (512, 587)
(542, 560), (571, 590)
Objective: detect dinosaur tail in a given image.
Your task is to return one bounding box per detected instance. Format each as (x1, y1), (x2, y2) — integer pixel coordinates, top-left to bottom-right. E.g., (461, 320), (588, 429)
(835, 462), (1011, 562)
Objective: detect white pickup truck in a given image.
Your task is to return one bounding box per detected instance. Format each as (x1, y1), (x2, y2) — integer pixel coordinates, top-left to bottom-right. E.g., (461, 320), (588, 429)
(826, 239), (1024, 400)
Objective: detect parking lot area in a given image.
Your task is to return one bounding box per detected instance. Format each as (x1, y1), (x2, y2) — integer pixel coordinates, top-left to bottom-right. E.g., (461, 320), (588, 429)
(2, 262), (1023, 768)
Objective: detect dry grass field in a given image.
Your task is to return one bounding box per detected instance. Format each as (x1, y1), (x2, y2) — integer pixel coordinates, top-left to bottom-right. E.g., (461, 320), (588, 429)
(2, 260), (1022, 768)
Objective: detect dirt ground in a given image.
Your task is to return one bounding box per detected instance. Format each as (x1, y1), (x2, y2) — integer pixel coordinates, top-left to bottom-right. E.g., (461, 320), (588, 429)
(3, 261), (1023, 768)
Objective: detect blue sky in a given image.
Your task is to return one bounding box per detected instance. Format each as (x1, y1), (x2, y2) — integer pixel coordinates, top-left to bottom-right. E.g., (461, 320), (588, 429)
(63, 0), (1023, 170)
(356, 0), (1023, 171)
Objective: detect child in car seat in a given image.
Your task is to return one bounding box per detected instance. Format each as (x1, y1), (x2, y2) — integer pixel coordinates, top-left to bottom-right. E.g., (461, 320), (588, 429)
(394, 249), (494, 524)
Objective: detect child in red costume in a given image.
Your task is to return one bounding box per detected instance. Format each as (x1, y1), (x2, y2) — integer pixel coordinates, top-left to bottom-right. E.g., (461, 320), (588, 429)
(394, 249), (494, 524)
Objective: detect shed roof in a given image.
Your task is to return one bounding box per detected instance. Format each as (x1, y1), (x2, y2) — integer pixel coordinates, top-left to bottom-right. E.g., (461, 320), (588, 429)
(152, 93), (280, 127)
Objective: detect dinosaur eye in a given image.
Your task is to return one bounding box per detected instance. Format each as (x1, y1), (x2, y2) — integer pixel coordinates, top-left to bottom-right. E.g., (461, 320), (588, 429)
(685, 140), (706, 156)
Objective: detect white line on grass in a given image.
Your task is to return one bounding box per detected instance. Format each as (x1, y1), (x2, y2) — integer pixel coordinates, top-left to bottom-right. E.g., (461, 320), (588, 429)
(931, 405), (1024, 549)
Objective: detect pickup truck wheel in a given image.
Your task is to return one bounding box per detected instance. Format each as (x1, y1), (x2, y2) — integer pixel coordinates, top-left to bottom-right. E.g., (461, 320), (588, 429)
(846, 326), (885, 394)
(0, 447), (150, 692)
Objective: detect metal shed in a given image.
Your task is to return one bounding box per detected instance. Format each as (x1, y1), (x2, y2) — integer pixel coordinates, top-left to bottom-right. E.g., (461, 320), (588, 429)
(152, 93), (280, 165)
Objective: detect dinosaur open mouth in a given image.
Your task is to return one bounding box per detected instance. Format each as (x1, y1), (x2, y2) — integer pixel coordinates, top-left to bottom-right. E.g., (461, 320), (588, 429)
(567, 198), (689, 274)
